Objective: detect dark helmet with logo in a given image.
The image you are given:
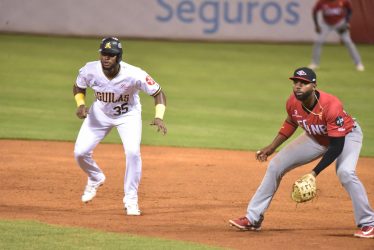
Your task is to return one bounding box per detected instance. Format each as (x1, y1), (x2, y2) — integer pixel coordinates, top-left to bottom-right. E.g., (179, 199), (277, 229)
(99, 37), (123, 63)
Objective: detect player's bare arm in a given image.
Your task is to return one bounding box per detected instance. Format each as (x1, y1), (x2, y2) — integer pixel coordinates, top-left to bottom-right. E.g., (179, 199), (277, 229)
(150, 90), (167, 135)
(256, 116), (296, 162)
(256, 134), (288, 162)
(73, 84), (89, 119)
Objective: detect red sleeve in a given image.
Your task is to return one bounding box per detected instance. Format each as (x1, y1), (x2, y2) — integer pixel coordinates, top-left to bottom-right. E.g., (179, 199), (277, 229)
(344, 0), (352, 10)
(313, 1), (323, 14)
(280, 97), (298, 138)
(285, 95), (293, 117)
(324, 98), (348, 137)
(279, 119), (297, 138)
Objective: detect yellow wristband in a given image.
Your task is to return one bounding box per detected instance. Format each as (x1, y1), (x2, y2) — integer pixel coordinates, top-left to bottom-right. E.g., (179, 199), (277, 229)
(155, 104), (166, 120)
(74, 93), (85, 107)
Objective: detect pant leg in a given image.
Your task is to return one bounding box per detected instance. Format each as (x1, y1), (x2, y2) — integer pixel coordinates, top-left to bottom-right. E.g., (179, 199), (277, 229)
(247, 133), (326, 224)
(339, 30), (362, 66)
(116, 114), (142, 206)
(311, 24), (332, 65)
(74, 103), (112, 184)
(335, 123), (374, 227)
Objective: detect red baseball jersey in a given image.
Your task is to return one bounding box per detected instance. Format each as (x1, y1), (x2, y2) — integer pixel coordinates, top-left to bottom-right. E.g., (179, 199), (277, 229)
(313, 0), (352, 25)
(286, 90), (355, 146)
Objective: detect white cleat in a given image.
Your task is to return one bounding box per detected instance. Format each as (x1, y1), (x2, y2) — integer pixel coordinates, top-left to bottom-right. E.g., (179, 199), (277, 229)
(356, 63), (365, 72)
(81, 177), (105, 203)
(125, 204), (142, 216)
(308, 63), (318, 70)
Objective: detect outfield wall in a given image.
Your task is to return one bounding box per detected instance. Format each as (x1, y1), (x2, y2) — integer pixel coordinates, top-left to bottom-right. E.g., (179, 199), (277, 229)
(0, 0), (371, 43)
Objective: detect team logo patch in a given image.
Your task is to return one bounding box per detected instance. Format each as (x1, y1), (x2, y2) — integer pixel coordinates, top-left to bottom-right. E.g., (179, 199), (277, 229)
(105, 42), (112, 49)
(335, 116), (344, 127)
(296, 70), (307, 76)
(146, 75), (155, 85)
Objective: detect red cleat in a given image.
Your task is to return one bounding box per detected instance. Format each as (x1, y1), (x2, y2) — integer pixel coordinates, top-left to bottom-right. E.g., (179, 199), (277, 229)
(354, 226), (374, 239)
(229, 216), (262, 231)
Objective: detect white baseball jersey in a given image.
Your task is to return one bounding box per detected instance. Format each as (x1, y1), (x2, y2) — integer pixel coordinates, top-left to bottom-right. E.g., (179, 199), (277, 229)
(76, 61), (161, 118)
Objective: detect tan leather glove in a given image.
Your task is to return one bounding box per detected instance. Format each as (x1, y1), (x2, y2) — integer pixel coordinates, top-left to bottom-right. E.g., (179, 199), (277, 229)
(291, 173), (317, 203)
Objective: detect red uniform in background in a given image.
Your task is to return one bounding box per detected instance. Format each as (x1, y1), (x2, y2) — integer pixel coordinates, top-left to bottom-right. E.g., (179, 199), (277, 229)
(313, 0), (352, 25)
(309, 0), (364, 71)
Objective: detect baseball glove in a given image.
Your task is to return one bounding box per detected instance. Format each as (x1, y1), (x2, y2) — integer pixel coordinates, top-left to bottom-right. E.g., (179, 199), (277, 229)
(291, 173), (317, 203)
(337, 23), (350, 34)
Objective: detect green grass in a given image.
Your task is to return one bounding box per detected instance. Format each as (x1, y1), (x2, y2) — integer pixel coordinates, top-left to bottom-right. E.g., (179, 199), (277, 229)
(0, 34), (373, 249)
(0, 34), (373, 156)
(0, 220), (224, 250)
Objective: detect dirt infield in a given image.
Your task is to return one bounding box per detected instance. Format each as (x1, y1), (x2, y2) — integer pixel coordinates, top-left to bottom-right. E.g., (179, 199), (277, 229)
(0, 140), (373, 249)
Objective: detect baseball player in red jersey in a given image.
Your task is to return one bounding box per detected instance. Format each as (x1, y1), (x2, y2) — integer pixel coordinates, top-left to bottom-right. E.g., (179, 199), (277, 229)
(73, 37), (167, 216)
(229, 67), (374, 238)
(309, 0), (364, 71)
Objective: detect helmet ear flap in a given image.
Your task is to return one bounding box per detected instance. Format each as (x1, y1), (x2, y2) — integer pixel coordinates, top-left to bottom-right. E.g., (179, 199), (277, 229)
(116, 53), (122, 64)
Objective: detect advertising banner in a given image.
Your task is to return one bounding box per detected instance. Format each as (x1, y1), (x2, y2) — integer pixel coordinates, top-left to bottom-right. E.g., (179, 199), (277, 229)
(0, 0), (341, 42)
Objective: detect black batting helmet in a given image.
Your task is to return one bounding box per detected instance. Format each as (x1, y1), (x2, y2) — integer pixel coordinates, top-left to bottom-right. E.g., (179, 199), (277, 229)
(99, 37), (123, 63)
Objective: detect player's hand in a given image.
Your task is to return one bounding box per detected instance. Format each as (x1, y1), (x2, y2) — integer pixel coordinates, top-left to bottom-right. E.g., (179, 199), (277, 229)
(76, 105), (89, 119)
(310, 171), (317, 177)
(150, 118), (167, 135)
(255, 146), (275, 162)
(315, 25), (321, 34)
(337, 23), (350, 34)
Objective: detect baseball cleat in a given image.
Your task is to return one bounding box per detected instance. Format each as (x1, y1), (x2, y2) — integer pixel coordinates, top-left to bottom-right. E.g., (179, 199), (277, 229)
(81, 177), (105, 203)
(354, 226), (374, 239)
(125, 204), (142, 216)
(356, 63), (365, 72)
(229, 217), (261, 231)
(308, 63), (318, 70)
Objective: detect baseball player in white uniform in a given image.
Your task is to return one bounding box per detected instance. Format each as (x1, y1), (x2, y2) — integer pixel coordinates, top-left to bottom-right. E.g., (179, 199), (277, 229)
(73, 37), (167, 216)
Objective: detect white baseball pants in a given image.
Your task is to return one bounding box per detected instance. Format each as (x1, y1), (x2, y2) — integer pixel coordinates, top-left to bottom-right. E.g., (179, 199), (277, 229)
(74, 102), (142, 206)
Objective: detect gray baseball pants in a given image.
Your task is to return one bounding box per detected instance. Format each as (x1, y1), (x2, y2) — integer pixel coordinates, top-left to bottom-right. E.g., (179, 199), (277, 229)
(246, 123), (374, 227)
(311, 19), (362, 66)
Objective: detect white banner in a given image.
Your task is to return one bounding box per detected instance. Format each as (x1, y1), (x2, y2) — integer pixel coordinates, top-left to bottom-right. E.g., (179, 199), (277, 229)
(0, 0), (339, 42)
